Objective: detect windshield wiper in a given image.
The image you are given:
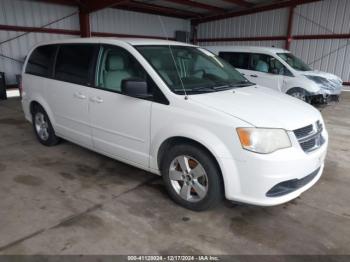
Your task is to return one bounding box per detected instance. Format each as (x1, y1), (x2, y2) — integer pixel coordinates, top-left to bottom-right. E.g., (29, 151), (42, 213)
(173, 87), (216, 93)
(174, 81), (255, 94)
(228, 81), (255, 87)
(210, 81), (255, 90)
(192, 85), (232, 92)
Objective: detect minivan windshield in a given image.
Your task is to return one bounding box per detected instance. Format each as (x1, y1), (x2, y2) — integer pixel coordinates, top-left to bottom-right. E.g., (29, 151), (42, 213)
(277, 52), (312, 71)
(136, 45), (253, 94)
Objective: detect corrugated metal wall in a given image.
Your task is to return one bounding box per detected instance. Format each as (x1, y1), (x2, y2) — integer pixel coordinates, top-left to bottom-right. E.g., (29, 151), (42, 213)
(290, 0), (350, 82)
(0, 0), (190, 85)
(197, 8), (289, 47)
(0, 0), (79, 84)
(197, 0), (350, 82)
(91, 8), (190, 38)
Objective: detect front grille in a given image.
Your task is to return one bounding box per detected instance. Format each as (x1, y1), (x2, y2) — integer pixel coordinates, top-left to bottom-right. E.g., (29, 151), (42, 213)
(293, 121), (325, 153)
(294, 124), (313, 139)
(266, 167), (321, 197)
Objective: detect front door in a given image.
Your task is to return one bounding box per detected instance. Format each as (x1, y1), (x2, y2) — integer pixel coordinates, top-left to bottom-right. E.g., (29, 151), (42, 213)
(89, 45), (152, 167)
(246, 53), (284, 91)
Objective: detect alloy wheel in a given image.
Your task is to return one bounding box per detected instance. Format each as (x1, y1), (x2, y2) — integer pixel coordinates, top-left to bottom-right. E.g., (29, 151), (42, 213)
(34, 112), (49, 141)
(169, 155), (209, 202)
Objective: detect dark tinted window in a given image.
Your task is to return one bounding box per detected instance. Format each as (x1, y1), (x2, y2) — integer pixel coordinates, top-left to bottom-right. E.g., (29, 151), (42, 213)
(219, 52), (250, 70)
(55, 44), (96, 85)
(26, 45), (57, 77)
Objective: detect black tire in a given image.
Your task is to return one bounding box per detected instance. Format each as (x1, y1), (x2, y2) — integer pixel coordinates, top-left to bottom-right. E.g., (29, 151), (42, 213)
(287, 88), (308, 102)
(161, 144), (223, 211)
(32, 105), (60, 146)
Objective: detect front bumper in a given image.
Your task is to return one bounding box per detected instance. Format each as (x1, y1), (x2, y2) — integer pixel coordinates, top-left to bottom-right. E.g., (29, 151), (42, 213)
(309, 94), (340, 105)
(220, 130), (328, 206)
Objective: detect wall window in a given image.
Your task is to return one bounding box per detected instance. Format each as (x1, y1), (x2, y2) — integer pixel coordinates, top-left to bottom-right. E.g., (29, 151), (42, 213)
(25, 45), (57, 77)
(55, 44), (96, 86)
(219, 52), (250, 70)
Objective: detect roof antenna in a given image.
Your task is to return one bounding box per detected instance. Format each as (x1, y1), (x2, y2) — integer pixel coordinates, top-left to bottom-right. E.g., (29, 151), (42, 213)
(157, 15), (188, 100)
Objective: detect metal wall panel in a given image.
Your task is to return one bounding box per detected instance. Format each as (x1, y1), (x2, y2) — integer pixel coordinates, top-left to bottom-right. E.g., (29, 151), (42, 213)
(197, 0), (350, 81)
(0, 0), (79, 30)
(290, 0), (350, 81)
(91, 8), (190, 38)
(0, 0), (79, 84)
(197, 8), (289, 39)
(290, 39), (350, 82)
(0, 0), (190, 84)
(293, 0), (350, 35)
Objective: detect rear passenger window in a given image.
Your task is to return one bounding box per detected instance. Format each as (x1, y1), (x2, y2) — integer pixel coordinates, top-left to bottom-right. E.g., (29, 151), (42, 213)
(219, 52), (250, 70)
(26, 45), (57, 77)
(55, 44), (96, 86)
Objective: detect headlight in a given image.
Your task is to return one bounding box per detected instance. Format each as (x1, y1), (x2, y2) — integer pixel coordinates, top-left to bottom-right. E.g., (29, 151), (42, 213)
(304, 75), (334, 90)
(236, 128), (291, 154)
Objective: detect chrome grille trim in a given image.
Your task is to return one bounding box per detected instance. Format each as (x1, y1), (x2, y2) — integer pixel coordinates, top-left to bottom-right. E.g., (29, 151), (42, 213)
(294, 124), (313, 139)
(294, 121), (325, 153)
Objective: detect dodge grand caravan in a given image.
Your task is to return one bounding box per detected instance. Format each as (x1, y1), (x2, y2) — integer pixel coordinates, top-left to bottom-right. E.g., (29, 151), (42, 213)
(22, 38), (328, 211)
(206, 46), (343, 104)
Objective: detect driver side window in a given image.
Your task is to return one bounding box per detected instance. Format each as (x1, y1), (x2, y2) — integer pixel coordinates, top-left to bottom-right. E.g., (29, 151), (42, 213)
(96, 45), (147, 93)
(250, 53), (292, 76)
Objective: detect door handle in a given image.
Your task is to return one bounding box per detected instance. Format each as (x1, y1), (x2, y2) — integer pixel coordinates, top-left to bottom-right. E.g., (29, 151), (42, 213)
(74, 92), (86, 99)
(90, 97), (104, 103)
(250, 74), (258, 78)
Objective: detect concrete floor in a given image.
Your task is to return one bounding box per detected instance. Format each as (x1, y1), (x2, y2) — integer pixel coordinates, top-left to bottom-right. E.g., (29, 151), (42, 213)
(0, 94), (350, 255)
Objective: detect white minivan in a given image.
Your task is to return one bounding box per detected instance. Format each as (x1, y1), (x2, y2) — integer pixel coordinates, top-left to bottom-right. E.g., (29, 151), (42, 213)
(22, 38), (328, 211)
(206, 46), (343, 104)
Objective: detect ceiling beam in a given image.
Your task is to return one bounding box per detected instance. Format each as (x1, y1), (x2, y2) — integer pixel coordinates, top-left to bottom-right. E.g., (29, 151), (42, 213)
(163, 0), (226, 12)
(116, 1), (201, 18)
(34, 0), (78, 6)
(193, 0), (322, 24)
(221, 0), (253, 8)
(36, 0), (201, 18)
(82, 0), (129, 13)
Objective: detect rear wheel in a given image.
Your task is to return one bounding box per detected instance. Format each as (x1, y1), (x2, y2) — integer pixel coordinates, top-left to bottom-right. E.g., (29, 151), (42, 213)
(161, 144), (223, 211)
(32, 105), (60, 146)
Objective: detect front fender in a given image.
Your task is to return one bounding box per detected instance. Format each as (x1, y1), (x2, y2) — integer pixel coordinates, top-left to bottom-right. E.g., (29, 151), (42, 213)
(149, 123), (242, 200)
(283, 78), (320, 94)
(150, 124), (233, 170)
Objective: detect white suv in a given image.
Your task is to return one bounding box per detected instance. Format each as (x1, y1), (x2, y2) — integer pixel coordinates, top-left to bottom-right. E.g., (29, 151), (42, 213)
(21, 38), (328, 211)
(206, 46), (343, 104)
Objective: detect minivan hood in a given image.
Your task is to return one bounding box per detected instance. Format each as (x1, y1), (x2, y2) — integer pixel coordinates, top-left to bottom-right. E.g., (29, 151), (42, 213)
(301, 70), (342, 82)
(190, 86), (321, 130)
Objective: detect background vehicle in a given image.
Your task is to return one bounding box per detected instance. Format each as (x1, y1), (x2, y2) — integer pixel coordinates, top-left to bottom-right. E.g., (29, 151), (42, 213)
(206, 46), (343, 104)
(22, 38), (328, 211)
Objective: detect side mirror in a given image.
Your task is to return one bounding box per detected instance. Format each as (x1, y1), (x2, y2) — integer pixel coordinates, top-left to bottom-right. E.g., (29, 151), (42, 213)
(121, 78), (152, 99)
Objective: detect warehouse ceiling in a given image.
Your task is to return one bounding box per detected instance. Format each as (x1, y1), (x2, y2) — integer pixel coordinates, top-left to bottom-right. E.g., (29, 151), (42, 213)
(37, 0), (292, 20)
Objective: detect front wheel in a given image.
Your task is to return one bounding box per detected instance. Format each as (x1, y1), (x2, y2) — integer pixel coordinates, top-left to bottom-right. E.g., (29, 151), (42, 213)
(161, 144), (223, 211)
(287, 88), (308, 102)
